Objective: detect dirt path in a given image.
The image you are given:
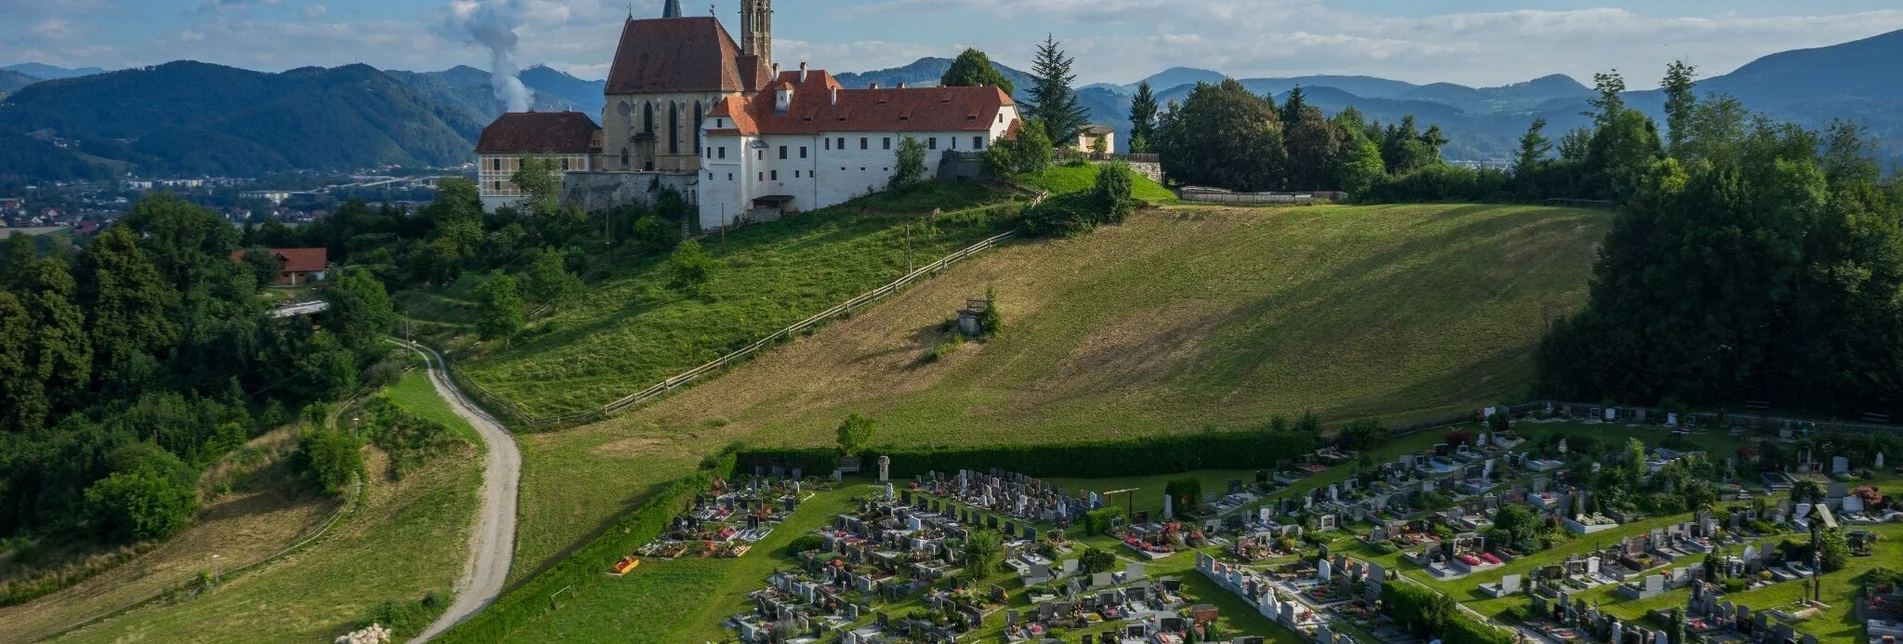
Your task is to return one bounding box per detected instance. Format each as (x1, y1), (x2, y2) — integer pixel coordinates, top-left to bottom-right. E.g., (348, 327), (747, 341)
(405, 342), (520, 642)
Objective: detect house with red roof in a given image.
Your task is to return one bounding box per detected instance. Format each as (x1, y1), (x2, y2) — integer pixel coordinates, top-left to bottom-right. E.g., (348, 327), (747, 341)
(232, 247), (329, 286)
(475, 111), (602, 212)
(600, 1), (775, 175)
(696, 65), (1019, 229)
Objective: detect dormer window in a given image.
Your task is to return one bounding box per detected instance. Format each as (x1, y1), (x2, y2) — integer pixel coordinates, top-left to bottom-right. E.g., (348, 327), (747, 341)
(774, 87), (793, 113)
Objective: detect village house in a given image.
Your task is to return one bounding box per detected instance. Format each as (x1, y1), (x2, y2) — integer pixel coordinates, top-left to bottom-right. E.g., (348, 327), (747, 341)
(696, 66), (1018, 230)
(475, 111), (602, 212)
(231, 247), (329, 286)
(1075, 124), (1116, 153)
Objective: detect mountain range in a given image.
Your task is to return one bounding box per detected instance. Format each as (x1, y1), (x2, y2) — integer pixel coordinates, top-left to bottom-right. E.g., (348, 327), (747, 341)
(2, 28), (1899, 184)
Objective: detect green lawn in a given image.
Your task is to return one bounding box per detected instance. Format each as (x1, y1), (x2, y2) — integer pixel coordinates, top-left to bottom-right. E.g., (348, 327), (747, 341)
(57, 370), (484, 643)
(1018, 163), (1177, 202)
(458, 208), (1004, 419)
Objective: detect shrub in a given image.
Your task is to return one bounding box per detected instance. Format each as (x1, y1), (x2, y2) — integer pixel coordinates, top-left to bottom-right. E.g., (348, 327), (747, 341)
(889, 136), (928, 190)
(1080, 547), (1116, 573)
(297, 427), (363, 496)
(783, 534), (828, 556)
(1094, 161), (1136, 223)
(83, 455), (198, 543)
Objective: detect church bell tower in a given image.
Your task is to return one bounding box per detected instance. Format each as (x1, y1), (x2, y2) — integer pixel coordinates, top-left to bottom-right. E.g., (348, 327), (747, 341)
(741, 0), (772, 68)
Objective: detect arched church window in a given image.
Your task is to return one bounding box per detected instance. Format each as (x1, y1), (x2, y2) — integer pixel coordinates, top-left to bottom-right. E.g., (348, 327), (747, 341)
(668, 103), (680, 155)
(616, 101), (631, 119)
(620, 147), (630, 168)
(642, 103), (654, 133)
(693, 101), (704, 152)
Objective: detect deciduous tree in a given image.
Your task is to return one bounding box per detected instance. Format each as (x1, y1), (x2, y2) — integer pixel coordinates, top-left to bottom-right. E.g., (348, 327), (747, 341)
(940, 48), (1014, 95)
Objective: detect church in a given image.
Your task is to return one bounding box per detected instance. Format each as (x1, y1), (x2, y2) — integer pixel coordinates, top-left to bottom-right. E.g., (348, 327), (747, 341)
(474, 0), (1020, 230)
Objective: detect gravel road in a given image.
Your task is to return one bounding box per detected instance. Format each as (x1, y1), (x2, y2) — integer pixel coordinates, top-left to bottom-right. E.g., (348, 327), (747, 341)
(406, 342), (519, 642)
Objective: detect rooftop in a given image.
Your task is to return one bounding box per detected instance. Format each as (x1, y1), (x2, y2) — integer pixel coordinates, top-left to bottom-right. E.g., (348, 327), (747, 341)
(476, 111), (601, 154)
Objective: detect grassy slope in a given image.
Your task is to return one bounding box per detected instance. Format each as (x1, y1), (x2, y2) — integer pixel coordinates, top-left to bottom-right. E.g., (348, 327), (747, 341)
(1019, 163), (1178, 202)
(55, 370), (484, 643)
(506, 202), (1610, 595)
(459, 209), (1003, 419)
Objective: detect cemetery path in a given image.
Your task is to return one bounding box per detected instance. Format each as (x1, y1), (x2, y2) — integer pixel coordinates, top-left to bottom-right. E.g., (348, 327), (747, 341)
(407, 341), (521, 643)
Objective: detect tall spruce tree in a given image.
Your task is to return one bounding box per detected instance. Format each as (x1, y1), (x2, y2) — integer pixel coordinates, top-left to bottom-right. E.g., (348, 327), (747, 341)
(1128, 82), (1159, 153)
(1025, 34), (1090, 144)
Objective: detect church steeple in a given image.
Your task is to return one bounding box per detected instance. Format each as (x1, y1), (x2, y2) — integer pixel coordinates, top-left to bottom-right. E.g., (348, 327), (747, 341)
(662, 0), (681, 18)
(740, 0), (772, 68)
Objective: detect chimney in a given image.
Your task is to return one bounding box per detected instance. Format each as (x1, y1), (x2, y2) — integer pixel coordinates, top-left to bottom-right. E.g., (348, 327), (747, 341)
(830, 86), (839, 106)
(772, 62), (781, 78)
(799, 61), (808, 83)
(869, 82), (879, 89)
(896, 81), (906, 89)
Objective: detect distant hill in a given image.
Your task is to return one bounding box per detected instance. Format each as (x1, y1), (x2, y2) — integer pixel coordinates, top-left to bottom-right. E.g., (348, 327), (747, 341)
(0, 61), (484, 176)
(521, 65), (606, 117)
(1124, 67), (1226, 93)
(0, 125), (109, 185)
(386, 65), (578, 127)
(833, 57), (1036, 102)
(3, 63), (107, 80)
(0, 69), (35, 96)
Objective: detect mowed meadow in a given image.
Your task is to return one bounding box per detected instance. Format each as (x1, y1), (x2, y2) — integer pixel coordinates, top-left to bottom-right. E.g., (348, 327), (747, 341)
(454, 207), (1009, 419)
(505, 202), (1612, 581)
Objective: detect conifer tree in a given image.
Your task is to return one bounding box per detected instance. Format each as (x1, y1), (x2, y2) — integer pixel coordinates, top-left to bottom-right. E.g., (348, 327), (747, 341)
(1128, 82), (1159, 153)
(1024, 34), (1090, 144)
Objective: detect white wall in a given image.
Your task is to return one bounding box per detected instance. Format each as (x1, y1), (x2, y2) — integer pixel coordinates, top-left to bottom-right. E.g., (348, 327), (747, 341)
(696, 105), (1016, 228)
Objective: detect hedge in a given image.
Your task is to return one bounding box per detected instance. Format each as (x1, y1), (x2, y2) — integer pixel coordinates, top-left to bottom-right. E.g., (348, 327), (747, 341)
(433, 450), (738, 643)
(871, 430), (1320, 480)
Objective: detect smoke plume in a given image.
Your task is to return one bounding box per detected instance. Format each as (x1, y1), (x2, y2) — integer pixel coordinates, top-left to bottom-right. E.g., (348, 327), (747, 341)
(460, 1), (533, 112)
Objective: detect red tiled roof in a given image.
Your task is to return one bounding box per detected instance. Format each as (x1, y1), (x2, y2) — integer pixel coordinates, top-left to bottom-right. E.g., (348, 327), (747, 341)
(705, 70), (1014, 136)
(231, 247), (328, 273)
(604, 17), (770, 95)
(476, 112), (601, 154)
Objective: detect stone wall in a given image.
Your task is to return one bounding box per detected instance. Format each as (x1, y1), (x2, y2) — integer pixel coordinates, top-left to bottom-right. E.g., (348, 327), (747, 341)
(936, 151), (986, 183)
(1127, 161), (1162, 184)
(561, 171), (696, 213)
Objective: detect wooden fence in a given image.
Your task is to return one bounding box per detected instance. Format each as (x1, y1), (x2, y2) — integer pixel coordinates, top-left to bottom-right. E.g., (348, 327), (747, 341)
(454, 230), (1021, 429)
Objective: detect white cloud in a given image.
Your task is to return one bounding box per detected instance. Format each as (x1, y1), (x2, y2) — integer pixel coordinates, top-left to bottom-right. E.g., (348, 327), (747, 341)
(178, 30), (206, 42)
(31, 18), (77, 39)
(300, 3), (326, 19)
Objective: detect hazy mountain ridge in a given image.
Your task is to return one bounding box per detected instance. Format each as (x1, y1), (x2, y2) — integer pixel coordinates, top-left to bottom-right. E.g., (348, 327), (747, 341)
(0, 61), (485, 177)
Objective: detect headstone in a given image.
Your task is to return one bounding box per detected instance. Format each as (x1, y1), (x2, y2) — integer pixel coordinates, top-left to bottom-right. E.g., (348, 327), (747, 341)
(1162, 494), (1173, 520)
(877, 455), (890, 482)
(1317, 558), (1333, 584)
(1832, 456), (1850, 474)
(1501, 573), (1521, 593)
(1877, 452), (1887, 468)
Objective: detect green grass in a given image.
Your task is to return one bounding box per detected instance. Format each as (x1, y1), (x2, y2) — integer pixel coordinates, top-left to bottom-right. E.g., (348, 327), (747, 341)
(384, 368), (483, 445)
(1017, 163), (1177, 202)
(57, 373), (484, 643)
(506, 203), (1612, 590)
(459, 208), (1004, 419)
(843, 180), (1002, 212)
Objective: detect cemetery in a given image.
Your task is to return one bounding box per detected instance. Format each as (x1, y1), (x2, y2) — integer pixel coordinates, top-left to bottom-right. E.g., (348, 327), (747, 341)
(592, 408), (1903, 644)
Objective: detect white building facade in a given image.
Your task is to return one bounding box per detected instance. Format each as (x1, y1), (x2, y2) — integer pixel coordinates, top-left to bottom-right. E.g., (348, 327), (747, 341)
(698, 67), (1018, 231)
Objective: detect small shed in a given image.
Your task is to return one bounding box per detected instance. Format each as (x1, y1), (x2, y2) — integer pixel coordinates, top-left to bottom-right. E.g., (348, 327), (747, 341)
(957, 296), (987, 337)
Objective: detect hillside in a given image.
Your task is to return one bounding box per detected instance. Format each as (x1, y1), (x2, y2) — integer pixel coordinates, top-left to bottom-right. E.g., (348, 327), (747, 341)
(0, 70), (34, 96)
(2, 63), (106, 80)
(0, 61), (483, 175)
(504, 202), (1611, 583)
(0, 125), (108, 184)
(451, 200), (1009, 420)
(387, 65), (596, 126)
(833, 56), (1036, 101)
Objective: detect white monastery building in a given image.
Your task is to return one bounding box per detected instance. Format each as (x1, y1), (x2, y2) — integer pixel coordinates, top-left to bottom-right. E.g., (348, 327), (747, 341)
(698, 65), (1017, 229)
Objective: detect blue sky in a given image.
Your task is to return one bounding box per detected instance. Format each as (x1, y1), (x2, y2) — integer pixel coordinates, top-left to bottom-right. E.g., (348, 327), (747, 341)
(4, 0), (1901, 87)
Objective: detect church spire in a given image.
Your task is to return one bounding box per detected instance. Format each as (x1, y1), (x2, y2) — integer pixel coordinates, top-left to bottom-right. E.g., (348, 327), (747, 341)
(740, 0), (772, 67)
(662, 0), (681, 18)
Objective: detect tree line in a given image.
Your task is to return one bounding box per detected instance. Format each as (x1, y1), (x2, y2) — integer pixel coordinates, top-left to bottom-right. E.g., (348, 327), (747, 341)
(0, 194), (399, 546)
(1537, 64), (1903, 418)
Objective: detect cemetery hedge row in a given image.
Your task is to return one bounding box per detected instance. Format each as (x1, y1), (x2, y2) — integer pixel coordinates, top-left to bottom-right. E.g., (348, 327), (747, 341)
(433, 450), (740, 643)
(736, 429), (1324, 481)
(1382, 580), (1513, 644)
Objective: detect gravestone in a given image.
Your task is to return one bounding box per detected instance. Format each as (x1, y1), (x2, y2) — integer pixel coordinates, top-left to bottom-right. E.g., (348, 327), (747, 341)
(1500, 573), (1521, 593)
(878, 455), (890, 482)
(1833, 456), (1850, 474)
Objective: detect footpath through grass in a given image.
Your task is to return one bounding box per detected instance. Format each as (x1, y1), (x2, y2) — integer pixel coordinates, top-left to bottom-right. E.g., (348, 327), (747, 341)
(54, 369), (484, 643)
(1016, 162), (1178, 203)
